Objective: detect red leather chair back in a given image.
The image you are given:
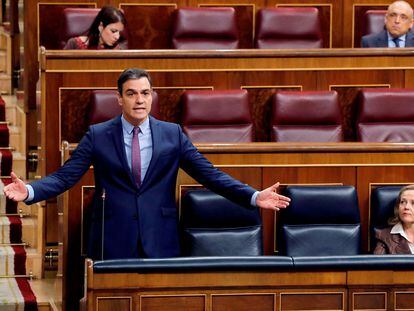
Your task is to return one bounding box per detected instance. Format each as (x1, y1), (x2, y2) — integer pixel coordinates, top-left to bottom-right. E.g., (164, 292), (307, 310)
(255, 8), (323, 49)
(181, 90), (253, 142)
(363, 10), (386, 37)
(357, 88), (414, 142)
(172, 7), (239, 49)
(88, 90), (160, 125)
(271, 91), (343, 142)
(60, 8), (100, 49)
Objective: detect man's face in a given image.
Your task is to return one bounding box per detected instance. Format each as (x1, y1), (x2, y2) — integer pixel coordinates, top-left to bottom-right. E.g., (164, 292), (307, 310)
(385, 1), (414, 38)
(118, 77), (152, 126)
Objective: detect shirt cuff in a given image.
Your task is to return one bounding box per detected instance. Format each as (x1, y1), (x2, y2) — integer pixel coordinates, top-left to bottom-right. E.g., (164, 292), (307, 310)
(250, 191), (259, 207)
(25, 184), (34, 202)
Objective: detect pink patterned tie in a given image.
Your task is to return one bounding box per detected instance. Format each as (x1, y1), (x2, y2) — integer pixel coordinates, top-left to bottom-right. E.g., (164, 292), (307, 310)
(132, 127), (141, 187)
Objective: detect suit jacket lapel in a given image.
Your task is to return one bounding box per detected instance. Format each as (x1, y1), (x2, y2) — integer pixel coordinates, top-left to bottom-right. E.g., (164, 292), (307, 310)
(377, 30), (388, 47)
(108, 115), (136, 187)
(406, 32), (414, 47)
(391, 233), (411, 254)
(140, 116), (161, 192)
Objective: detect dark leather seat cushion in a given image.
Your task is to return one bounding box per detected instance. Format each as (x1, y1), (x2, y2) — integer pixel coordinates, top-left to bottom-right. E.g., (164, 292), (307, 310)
(181, 90), (253, 142)
(357, 88), (414, 142)
(255, 8), (322, 49)
(172, 7), (239, 49)
(284, 225), (361, 256)
(271, 91), (343, 142)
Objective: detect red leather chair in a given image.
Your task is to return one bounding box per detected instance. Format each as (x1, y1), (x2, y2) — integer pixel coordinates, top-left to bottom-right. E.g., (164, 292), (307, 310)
(59, 8), (100, 49)
(172, 7), (239, 49)
(181, 90), (253, 142)
(255, 8), (323, 49)
(362, 10), (386, 37)
(356, 88), (414, 142)
(271, 91), (343, 142)
(88, 90), (160, 125)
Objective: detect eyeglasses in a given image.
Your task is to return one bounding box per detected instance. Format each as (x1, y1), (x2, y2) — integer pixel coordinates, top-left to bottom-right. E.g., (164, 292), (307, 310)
(387, 12), (412, 22)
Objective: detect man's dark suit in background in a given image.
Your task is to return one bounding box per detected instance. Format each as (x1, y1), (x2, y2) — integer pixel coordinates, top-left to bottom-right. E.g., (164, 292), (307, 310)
(361, 29), (414, 47)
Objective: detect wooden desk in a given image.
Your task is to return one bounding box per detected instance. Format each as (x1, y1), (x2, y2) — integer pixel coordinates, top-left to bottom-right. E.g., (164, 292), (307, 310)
(60, 141), (414, 310)
(84, 258), (414, 311)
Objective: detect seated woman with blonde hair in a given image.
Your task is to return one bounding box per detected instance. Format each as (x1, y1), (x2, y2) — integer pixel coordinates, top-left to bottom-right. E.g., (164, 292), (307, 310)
(374, 185), (414, 254)
(64, 6), (127, 50)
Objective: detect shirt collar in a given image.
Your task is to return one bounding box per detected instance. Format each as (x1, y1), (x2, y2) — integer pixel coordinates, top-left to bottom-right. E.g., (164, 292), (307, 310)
(391, 222), (411, 241)
(121, 115), (150, 134)
(387, 32), (407, 44)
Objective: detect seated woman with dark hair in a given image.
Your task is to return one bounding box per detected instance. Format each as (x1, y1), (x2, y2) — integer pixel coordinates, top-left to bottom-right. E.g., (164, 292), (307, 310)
(374, 185), (414, 254)
(64, 6), (127, 50)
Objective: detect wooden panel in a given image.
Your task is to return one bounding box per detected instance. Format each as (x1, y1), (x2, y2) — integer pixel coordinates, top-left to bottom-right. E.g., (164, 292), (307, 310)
(140, 295), (205, 311)
(212, 294), (274, 311)
(352, 292), (387, 310)
(121, 4), (176, 49)
(96, 296), (132, 311)
(395, 291), (414, 310)
(263, 167), (356, 186)
(280, 292), (344, 310)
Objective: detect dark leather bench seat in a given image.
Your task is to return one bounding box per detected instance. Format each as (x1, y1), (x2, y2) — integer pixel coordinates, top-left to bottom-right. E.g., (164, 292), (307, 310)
(93, 256), (294, 273)
(93, 255), (414, 273)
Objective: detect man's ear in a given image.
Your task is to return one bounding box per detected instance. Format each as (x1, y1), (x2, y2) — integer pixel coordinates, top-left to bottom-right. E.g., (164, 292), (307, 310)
(117, 92), (123, 107)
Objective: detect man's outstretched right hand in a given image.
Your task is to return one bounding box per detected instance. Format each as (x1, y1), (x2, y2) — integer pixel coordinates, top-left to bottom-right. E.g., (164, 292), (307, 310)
(4, 171), (28, 202)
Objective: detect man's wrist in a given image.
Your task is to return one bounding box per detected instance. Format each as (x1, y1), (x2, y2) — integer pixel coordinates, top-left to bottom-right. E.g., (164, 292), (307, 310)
(25, 184), (34, 202)
(250, 191), (259, 207)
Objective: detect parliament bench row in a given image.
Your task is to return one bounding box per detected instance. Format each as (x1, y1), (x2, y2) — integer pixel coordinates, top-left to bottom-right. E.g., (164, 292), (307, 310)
(179, 185), (403, 257)
(57, 7), (386, 50)
(87, 88), (414, 143)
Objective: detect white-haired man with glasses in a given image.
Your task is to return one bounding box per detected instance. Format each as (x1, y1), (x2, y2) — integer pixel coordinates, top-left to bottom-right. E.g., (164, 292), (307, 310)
(361, 0), (414, 47)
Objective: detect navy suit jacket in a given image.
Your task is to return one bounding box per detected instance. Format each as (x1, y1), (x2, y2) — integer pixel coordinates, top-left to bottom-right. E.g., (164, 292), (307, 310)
(361, 29), (414, 47)
(28, 116), (256, 259)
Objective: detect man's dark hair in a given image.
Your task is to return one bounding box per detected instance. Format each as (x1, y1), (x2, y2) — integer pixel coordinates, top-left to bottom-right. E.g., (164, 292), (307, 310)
(117, 68), (152, 94)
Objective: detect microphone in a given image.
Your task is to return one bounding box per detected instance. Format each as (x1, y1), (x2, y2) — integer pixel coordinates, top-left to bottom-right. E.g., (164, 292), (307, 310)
(101, 188), (106, 260)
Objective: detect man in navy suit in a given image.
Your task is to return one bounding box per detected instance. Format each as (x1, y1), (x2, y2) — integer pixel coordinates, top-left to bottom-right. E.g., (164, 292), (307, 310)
(361, 1), (414, 47)
(4, 68), (290, 260)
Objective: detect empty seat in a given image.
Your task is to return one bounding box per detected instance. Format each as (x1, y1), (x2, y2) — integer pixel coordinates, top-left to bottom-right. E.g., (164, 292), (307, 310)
(181, 90), (253, 142)
(279, 186), (361, 256)
(356, 88), (414, 142)
(88, 90), (160, 125)
(180, 189), (263, 256)
(172, 7), (239, 49)
(255, 8), (323, 49)
(59, 8), (100, 49)
(370, 186), (402, 251)
(271, 90), (343, 142)
(362, 10), (387, 37)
